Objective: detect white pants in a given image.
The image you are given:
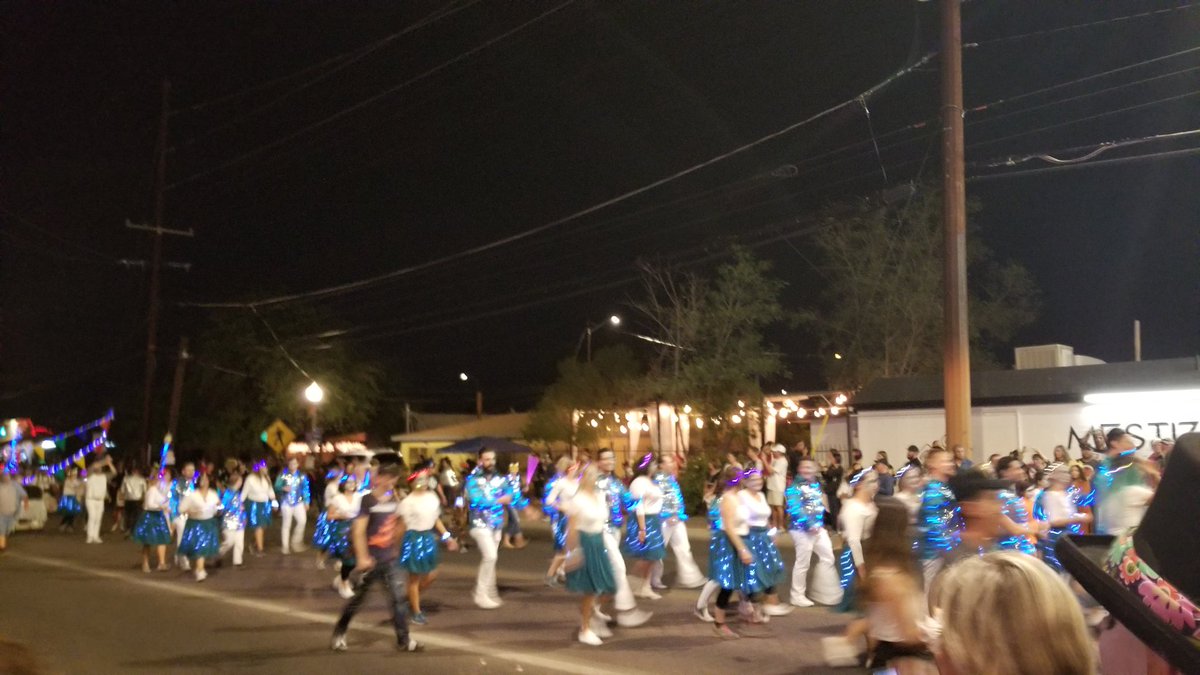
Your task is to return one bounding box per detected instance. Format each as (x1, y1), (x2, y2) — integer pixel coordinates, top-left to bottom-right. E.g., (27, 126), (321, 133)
(85, 499), (105, 541)
(220, 529), (245, 566)
(789, 528), (843, 605)
(470, 527), (501, 599)
(651, 518), (707, 588)
(602, 529), (636, 611)
(280, 504), (307, 553)
(174, 516), (188, 561)
(922, 558), (944, 597)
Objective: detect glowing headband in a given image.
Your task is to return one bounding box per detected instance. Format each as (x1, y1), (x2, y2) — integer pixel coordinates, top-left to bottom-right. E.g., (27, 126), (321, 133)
(408, 467), (432, 483)
(848, 469), (870, 486)
(637, 452), (654, 470)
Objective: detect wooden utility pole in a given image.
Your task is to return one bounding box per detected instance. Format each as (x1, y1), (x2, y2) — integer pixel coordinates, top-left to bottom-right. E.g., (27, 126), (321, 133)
(139, 79), (172, 465)
(940, 0), (972, 450)
(165, 336), (190, 439)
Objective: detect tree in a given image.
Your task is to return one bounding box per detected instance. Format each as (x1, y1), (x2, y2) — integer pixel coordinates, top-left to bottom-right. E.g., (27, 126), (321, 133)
(523, 345), (644, 447)
(177, 306), (384, 457)
(803, 187), (1040, 389)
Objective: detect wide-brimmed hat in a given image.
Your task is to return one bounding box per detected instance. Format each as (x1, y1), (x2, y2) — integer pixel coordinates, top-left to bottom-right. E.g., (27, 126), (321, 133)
(1057, 432), (1200, 672)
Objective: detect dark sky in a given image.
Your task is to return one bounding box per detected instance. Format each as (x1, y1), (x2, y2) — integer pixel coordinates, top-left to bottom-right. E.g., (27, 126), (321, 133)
(4, 1), (1199, 432)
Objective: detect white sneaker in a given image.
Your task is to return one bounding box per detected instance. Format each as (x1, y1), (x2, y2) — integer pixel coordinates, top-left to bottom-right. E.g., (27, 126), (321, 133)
(577, 629), (603, 646)
(331, 634), (348, 652)
(194, 569), (207, 582)
(635, 586), (663, 600)
(694, 606), (714, 623)
(337, 581), (355, 600)
(316, 558), (327, 570)
(332, 575), (342, 592)
(763, 603), (794, 617)
(821, 636), (860, 667)
(593, 607), (612, 622)
(615, 608), (652, 628)
(178, 558), (191, 571)
(790, 597), (815, 608)
(281, 549), (291, 556)
(474, 593), (502, 609)
(589, 617), (613, 638)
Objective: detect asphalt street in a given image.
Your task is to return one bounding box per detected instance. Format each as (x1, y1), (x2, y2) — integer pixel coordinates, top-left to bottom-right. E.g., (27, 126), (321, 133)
(0, 517), (864, 675)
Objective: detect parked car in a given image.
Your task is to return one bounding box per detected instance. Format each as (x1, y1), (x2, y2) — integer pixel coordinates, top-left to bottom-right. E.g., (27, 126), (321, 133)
(15, 484), (49, 531)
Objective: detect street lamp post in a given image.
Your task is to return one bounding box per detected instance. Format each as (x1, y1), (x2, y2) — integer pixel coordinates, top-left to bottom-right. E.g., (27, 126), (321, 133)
(584, 315), (621, 362)
(459, 373), (483, 418)
(304, 381), (324, 453)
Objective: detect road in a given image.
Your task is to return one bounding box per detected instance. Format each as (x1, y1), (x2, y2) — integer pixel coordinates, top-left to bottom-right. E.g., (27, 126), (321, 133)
(0, 519), (863, 675)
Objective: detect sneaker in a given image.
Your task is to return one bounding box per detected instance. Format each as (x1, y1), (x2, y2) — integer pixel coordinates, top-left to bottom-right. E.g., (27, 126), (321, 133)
(337, 581), (356, 600)
(194, 569), (208, 582)
(397, 638), (424, 653)
(650, 581), (669, 590)
(316, 558), (327, 570)
(635, 586), (663, 600)
(331, 634), (348, 652)
(544, 575), (560, 588)
(332, 575), (343, 592)
(694, 606), (714, 623)
(410, 612), (427, 625)
(577, 629), (603, 646)
(790, 597), (815, 608)
(763, 603), (794, 617)
(615, 608), (652, 628)
(593, 607), (612, 622)
(713, 624), (740, 640)
(473, 593), (502, 610)
(281, 549), (291, 556)
(681, 578), (709, 589)
(178, 558), (191, 571)
(333, 559), (342, 571)
(820, 636), (859, 667)
(589, 617), (613, 638)
(141, 563), (151, 574)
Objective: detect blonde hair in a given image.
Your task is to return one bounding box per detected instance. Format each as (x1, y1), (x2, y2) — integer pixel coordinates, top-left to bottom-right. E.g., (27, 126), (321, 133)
(934, 552), (1094, 675)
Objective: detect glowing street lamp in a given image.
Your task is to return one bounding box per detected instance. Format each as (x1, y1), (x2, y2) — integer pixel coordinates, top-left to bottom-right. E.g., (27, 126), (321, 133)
(304, 381), (325, 404)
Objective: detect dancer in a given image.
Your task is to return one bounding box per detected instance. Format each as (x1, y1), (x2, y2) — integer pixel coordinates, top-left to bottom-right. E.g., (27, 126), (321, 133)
(595, 448), (652, 628)
(330, 464), (422, 653)
(170, 463), (197, 569)
(649, 453), (706, 590)
(738, 469), (793, 617)
(785, 457), (843, 607)
(119, 466), (146, 537)
(835, 469), (879, 613)
(313, 471), (342, 569)
(501, 462), (528, 549)
(132, 468), (173, 572)
(562, 463), (618, 646)
(1036, 466), (1091, 572)
(465, 448), (513, 609)
(916, 446), (961, 589)
(177, 472), (221, 582)
(995, 457), (1039, 556)
(275, 456), (311, 555)
(0, 471), (28, 554)
(710, 467), (751, 638)
(84, 456), (114, 544)
(242, 462), (275, 556)
(398, 467), (458, 625)
(217, 472), (247, 568)
(58, 468), (84, 531)
(694, 479), (728, 623)
(543, 457), (580, 587)
(326, 475), (361, 599)
(623, 452), (667, 600)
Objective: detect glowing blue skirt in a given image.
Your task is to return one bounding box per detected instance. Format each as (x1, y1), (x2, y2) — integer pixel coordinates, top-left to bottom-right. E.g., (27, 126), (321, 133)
(834, 546), (858, 613)
(566, 531), (617, 596)
(621, 512), (666, 560)
(551, 512), (569, 552)
(178, 518), (220, 559)
(741, 526), (785, 595)
(1041, 529), (1066, 572)
(708, 532), (745, 591)
(312, 512), (332, 551)
(325, 519), (353, 559)
(246, 500), (272, 529)
(398, 529), (439, 574)
(58, 495), (82, 516)
(132, 510), (172, 546)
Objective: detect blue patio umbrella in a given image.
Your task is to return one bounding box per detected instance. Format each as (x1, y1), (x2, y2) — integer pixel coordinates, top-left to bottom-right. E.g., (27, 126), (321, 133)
(434, 436), (534, 456)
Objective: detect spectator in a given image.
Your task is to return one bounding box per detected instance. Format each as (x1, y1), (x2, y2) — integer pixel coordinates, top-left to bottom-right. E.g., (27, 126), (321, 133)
(765, 444), (788, 527)
(952, 445), (973, 471)
(985, 454), (1002, 477)
(1052, 445), (1070, 466)
(905, 445), (922, 470)
(1068, 464), (1093, 534)
(0, 472), (29, 553)
(822, 451), (845, 527)
(1078, 442), (1103, 471)
(874, 451), (891, 469)
(894, 466), (923, 524)
(873, 460), (895, 496)
(120, 466), (147, 536)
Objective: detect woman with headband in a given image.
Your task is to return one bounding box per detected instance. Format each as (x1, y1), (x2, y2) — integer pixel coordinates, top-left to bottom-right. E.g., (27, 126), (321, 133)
(835, 468), (879, 612)
(397, 466), (458, 625)
(562, 463), (618, 646)
(704, 466), (752, 638)
(311, 470), (340, 569)
(327, 475), (362, 599)
(132, 467), (173, 572)
(623, 452), (667, 600)
(242, 461), (276, 557)
(737, 468), (794, 618)
(542, 456), (580, 587)
(177, 472), (221, 582)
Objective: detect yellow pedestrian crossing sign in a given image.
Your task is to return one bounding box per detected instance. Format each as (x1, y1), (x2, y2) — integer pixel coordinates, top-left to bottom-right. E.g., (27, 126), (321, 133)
(263, 419), (295, 454)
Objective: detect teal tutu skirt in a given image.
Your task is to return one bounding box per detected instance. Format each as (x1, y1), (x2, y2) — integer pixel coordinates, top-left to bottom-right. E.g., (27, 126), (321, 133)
(132, 510), (172, 546)
(566, 531), (617, 596)
(312, 512), (331, 550)
(552, 512), (568, 552)
(246, 501), (272, 529)
(741, 526), (785, 595)
(178, 518), (220, 559)
(708, 533), (745, 590)
(398, 529), (440, 574)
(621, 512), (666, 560)
(58, 495), (82, 516)
(325, 519), (353, 559)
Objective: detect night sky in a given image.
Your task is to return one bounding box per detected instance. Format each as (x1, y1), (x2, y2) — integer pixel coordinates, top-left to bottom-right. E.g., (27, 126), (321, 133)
(4, 1), (1199, 433)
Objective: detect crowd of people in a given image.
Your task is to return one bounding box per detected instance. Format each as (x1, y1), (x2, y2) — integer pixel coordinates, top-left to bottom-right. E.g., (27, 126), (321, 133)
(0, 425), (1188, 672)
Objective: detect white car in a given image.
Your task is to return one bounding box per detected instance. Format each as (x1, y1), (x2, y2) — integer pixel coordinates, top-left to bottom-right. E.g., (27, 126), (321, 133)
(15, 485), (50, 531)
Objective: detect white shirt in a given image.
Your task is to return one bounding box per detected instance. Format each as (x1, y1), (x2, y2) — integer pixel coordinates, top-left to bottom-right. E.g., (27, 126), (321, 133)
(563, 490), (608, 534)
(85, 472), (109, 500)
(242, 474), (275, 502)
(323, 481), (341, 505)
(839, 498), (879, 567)
(182, 489), (220, 520)
(629, 476), (664, 516)
(547, 476), (579, 511)
(1042, 489), (1077, 524)
(1101, 484), (1154, 538)
(143, 483), (168, 511)
(768, 456), (788, 493)
(399, 490), (441, 531)
(328, 492), (360, 520)
(725, 492), (751, 536)
(63, 477), (84, 499)
(122, 474), (147, 501)
(740, 490), (772, 528)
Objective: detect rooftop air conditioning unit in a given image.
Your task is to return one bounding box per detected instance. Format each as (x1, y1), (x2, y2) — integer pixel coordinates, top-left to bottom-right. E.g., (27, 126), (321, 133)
(1014, 344), (1075, 370)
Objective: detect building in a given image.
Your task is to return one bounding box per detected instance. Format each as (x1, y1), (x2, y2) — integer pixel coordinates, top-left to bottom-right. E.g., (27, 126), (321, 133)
(390, 412), (534, 466)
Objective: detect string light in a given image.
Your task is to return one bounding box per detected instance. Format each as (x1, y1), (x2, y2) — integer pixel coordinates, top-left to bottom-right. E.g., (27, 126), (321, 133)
(796, 408), (808, 419)
(695, 418), (704, 429)
(737, 400), (745, 408)
(30, 409), (114, 447)
(731, 414), (742, 424)
(619, 425), (628, 434)
(830, 406), (841, 416)
(589, 419), (599, 428)
(682, 405), (692, 414)
(778, 409), (790, 419)
(39, 431), (108, 475)
(834, 393), (848, 405)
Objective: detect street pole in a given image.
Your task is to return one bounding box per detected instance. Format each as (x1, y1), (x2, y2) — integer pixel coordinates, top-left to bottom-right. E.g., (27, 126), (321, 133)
(940, 0), (971, 451)
(165, 336), (189, 440)
(139, 79), (171, 466)
(586, 324), (592, 362)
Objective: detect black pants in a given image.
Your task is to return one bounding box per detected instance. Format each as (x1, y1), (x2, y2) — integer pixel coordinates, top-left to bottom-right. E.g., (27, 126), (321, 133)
(334, 562), (410, 645)
(124, 503), (142, 532)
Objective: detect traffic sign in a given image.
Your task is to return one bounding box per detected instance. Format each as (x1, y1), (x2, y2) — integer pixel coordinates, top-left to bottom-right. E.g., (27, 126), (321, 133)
(263, 419), (295, 454)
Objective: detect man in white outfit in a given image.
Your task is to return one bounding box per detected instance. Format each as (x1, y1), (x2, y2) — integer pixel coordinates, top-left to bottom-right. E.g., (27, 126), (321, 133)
(275, 457), (311, 555)
(649, 454), (707, 589)
(785, 457), (843, 607)
(465, 449), (511, 609)
(595, 449), (652, 628)
(84, 456), (114, 544)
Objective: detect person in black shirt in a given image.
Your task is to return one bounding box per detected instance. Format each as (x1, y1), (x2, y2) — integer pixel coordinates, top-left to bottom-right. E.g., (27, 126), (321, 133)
(331, 464), (423, 653)
(822, 451), (845, 527)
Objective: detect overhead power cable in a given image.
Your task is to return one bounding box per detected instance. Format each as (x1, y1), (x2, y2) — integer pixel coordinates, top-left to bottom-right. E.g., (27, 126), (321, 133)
(970, 127), (1200, 169)
(969, 144), (1200, 181)
(180, 51), (936, 309)
(966, 3), (1200, 49)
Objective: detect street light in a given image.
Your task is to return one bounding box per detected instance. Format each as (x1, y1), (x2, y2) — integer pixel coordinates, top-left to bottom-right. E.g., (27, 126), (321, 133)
(459, 372), (469, 382)
(458, 372), (483, 417)
(304, 381), (324, 453)
(304, 381), (325, 404)
(582, 314), (622, 362)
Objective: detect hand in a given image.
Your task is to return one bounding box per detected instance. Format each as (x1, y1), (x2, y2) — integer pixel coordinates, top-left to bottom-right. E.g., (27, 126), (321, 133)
(446, 538), (460, 552)
(638, 529), (646, 544)
(356, 555), (376, 572)
(738, 548), (753, 565)
(1079, 513), (1093, 524)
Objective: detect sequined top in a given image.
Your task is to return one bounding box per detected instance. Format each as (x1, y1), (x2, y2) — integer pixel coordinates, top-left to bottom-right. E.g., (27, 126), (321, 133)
(784, 480), (826, 532)
(543, 474), (578, 517)
(505, 472), (529, 511)
(707, 496), (723, 532)
(274, 471), (311, 507)
(653, 472), (688, 521)
(918, 479), (962, 561)
(220, 487), (247, 530)
(169, 477), (195, 520)
(596, 472), (632, 532)
(465, 467), (512, 530)
(997, 488), (1036, 556)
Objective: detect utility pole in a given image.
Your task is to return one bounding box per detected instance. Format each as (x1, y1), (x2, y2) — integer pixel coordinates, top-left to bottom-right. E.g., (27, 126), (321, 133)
(940, 0), (972, 451)
(165, 336), (190, 438)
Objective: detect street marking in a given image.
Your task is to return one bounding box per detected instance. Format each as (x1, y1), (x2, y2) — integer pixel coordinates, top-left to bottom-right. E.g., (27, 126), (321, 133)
(11, 553), (633, 675)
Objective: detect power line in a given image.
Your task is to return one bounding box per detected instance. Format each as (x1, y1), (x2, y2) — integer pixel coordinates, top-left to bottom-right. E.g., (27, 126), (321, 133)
(969, 144), (1200, 181)
(251, 306), (314, 380)
(966, 3), (1200, 49)
(180, 51), (936, 309)
(0, 203), (116, 263)
(970, 127), (1200, 169)
(167, 1), (578, 191)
